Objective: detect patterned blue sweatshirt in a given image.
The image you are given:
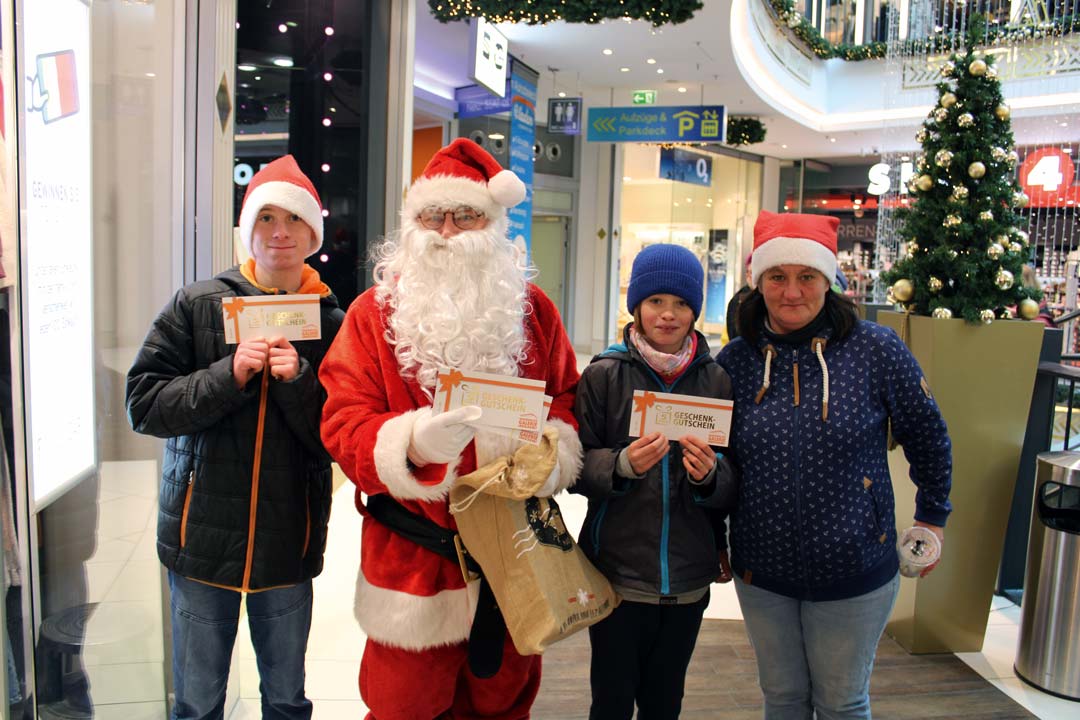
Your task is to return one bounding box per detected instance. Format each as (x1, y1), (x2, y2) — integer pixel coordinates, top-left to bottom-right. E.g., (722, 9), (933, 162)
(717, 319), (952, 601)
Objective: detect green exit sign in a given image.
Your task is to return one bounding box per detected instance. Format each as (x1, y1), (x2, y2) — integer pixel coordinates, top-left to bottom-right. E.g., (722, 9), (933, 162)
(632, 90), (657, 105)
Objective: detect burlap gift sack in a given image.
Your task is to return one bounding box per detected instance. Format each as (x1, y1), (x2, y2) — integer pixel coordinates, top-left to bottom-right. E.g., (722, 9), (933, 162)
(450, 427), (619, 656)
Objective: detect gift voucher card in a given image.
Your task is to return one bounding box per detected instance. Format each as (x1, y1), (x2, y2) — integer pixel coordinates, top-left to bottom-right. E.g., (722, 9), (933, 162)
(628, 390), (733, 447)
(433, 367), (548, 444)
(221, 295), (322, 344)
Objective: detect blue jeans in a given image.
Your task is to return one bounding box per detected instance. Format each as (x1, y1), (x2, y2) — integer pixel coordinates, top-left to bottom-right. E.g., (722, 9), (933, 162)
(734, 574), (900, 720)
(168, 571), (313, 720)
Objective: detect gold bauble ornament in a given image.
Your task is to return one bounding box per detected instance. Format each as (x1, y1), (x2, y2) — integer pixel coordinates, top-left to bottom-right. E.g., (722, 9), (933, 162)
(932, 307), (953, 319)
(1014, 228), (1029, 244)
(968, 161), (986, 178)
(917, 155), (928, 171)
(934, 149), (954, 167)
(995, 233), (1009, 245)
(934, 107), (949, 123)
(940, 92), (958, 108)
(1010, 242), (1024, 254)
(991, 146), (1007, 162)
(1007, 150), (1019, 167)
(987, 243), (1005, 259)
(914, 174), (933, 192)
(970, 59), (988, 76)
(943, 214), (962, 228)
(979, 210), (994, 222)
(980, 309), (995, 324)
(995, 268), (1015, 290)
(928, 276), (944, 292)
(995, 104), (1011, 120)
(892, 279), (914, 302)
(908, 241), (920, 255)
(957, 112), (975, 128)
(1013, 191), (1030, 208)
(1019, 298), (1040, 320)
(941, 61), (956, 77)
(915, 128), (928, 143)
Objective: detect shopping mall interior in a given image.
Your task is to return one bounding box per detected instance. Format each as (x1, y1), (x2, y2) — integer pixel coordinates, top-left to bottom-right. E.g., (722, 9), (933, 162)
(2, 0), (1080, 718)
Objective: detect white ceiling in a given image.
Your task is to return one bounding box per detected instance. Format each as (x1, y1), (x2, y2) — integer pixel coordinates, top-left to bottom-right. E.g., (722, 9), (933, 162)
(412, 1), (1073, 164)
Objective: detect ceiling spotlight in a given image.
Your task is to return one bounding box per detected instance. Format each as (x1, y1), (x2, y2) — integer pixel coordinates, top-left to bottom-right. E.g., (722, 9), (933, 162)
(657, 68), (664, 74)
(646, 58), (656, 64)
(322, 118), (332, 127)
(145, 72), (156, 78)
(1061, 122), (1069, 127)
(323, 72), (333, 81)
(321, 209), (330, 217)
(781, 144), (788, 149)
(254, 76), (261, 81)
(325, 26), (335, 36)
(623, 176), (632, 181)
(602, 48), (613, 55)
(488, 133), (505, 140)
(620, 67), (630, 72)
(278, 24), (288, 33)
(238, 64), (257, 72)
(558, 91), (566, 97)
(677, 87), (687, 93)
(321, 163), (331, 172)
(828, 136), (836, 142)
(273, 57), (294, 67)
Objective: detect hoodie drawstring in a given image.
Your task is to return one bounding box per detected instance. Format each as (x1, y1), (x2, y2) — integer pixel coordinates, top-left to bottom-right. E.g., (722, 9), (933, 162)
(812, 337), (829, 422)
(755, 345), (775, 404)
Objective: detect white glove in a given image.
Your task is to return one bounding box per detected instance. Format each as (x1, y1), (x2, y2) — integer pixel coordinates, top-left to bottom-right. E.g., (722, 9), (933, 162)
(407, 406), (483, 467)
(534, 459), (561, 498)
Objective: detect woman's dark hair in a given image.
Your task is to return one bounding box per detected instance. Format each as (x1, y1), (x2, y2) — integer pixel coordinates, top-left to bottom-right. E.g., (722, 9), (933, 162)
(736, 287), (859, 346)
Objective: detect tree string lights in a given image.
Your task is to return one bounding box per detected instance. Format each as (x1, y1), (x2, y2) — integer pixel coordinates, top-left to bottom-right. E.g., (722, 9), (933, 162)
(428, 0), (703, 26)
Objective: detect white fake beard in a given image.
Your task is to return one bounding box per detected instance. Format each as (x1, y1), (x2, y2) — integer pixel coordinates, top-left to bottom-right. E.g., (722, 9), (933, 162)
(373, 221), (533, 397)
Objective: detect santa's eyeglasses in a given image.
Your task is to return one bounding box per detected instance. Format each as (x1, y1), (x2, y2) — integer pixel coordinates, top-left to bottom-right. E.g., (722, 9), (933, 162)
(417, 205), (485, 231)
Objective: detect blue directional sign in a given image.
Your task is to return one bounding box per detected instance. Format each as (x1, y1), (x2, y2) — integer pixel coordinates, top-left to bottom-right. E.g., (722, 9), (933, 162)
(587, 105), (726, 143)
(659, 147), (712, 186)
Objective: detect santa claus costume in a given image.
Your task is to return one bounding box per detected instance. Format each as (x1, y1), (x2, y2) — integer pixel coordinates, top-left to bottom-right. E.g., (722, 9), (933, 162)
(319, 138), (582, 719)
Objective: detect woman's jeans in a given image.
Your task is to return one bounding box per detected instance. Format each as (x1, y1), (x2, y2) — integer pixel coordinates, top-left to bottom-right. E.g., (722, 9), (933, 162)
(168, 571), (313, 720)
(735, 574), (900, 720)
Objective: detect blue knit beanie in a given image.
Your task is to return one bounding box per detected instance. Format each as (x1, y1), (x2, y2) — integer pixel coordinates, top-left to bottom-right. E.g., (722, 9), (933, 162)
(626, 244), (704, 317)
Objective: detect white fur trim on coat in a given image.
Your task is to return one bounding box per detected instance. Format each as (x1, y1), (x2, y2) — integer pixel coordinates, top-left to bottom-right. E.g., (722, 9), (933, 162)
(549, 418), (583, 494)
(238, 180), (324, 257)
(751, 235), (837, 288)
(354, 570), (479, 650)
(374, 410), (461, 502)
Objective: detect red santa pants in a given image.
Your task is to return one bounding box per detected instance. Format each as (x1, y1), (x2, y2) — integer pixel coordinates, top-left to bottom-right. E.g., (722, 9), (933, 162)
(360, 633), (542, 719)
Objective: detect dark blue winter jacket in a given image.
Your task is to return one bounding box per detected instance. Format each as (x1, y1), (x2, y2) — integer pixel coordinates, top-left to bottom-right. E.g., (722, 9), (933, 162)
(717, 319), (952, 601)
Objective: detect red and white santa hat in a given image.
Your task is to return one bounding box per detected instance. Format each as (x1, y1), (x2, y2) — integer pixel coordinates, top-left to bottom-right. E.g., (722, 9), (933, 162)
(238, 155), (324, 258)
(403, 138), (526, 225)
(750, 209), (839, 287)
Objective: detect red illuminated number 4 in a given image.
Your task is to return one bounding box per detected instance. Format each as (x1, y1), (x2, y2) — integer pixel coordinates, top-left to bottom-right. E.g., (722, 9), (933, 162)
(1026, 154), (1064, 192)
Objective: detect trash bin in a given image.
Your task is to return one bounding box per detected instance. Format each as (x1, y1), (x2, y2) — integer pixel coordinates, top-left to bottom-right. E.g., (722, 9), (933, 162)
(1014, 450), (1080, 700)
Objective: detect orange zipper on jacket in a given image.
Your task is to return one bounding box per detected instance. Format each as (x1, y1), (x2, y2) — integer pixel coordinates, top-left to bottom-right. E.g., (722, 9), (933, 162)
(241, 370), (271, 592)
(180, 470), (195, 547)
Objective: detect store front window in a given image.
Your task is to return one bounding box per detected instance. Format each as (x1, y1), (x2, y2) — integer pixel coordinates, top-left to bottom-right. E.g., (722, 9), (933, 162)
(617, 144), (762, 342)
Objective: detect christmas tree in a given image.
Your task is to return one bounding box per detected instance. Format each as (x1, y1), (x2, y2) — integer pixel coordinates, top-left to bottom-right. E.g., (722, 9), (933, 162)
(880, 18), (1040, 324)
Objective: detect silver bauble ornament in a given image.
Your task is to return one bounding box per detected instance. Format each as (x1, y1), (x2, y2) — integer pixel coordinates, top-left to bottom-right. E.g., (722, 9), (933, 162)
(991, 147), (1007, 162)
(941, 61), (955, 77)
(915, 174), (934, 192)
(968, 161), (986, 178)
(957, 112), (975, 128)
(1010, 242), (1024, 254)
(940, 92), (958, 108)
(1013, 191), (1030, 208)
(970, 59), (988, 76)
(1007, 150), (1019, 167)
(987, 243), (1005, 259)
(995, 268), (1015, 290)
(1015, 229), (1029, 244)
(980, 309), (995, 324)
(995, 233), (1009, 245)
(892, 279), (914, 302)
(934, 149), (954, 168)
(932, 307), (954, 319)
(928, 276), (944, 292)
(943, 214), (962, 227)
(1019, 298), (1040, 320)
(987, 66), (998, 79)
(934, 107), (949, 123)
(995, 104), (1011, 120)
(979, 210), (994, 221)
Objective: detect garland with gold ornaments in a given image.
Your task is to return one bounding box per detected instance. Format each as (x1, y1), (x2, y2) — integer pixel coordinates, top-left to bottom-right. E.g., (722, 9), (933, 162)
(726, 117), (766, 146)
(428, 0), (703, 26)
(767, 0), (1080, 61)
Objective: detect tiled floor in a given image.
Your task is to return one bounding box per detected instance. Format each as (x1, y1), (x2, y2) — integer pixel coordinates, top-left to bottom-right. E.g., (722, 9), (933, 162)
(228, 478), (1079, 719)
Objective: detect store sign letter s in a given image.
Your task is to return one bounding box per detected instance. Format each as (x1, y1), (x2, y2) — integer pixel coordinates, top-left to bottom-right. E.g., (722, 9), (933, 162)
(867, 163), (891, 195)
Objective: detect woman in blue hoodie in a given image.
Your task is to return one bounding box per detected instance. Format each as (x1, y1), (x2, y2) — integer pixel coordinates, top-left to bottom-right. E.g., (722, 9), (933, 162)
(717, 210), (952, 720)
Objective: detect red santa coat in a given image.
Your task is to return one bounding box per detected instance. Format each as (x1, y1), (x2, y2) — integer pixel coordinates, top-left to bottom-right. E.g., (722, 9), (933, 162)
(320, 283), (582, 651)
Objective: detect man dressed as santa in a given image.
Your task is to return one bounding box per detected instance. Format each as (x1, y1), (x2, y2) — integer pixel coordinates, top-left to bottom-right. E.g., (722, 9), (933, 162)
(319, 138), (582, 719)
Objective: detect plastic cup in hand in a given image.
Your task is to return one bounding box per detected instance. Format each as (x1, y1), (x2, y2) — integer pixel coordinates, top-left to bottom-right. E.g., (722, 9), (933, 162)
(897, 526), (941, 578)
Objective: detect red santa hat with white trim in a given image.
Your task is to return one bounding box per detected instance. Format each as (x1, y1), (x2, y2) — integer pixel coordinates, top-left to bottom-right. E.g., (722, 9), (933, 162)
(403, 138), (526, 228)
(238, 155), (324, 258)
(750, 209), (839, 287)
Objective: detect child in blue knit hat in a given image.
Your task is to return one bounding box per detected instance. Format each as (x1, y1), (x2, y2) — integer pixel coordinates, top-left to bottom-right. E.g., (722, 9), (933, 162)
(572, 243), (736, 719)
